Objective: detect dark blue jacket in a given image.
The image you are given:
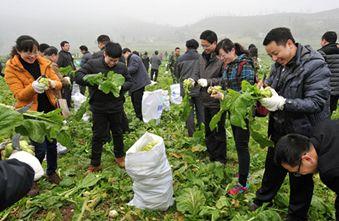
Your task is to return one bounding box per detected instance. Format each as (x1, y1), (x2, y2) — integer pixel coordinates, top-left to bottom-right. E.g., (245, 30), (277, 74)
(266, 44), (331, 142)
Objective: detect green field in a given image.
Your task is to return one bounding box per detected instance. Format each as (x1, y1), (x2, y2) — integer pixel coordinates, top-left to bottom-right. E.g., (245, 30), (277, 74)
(0, 59), (338, 221)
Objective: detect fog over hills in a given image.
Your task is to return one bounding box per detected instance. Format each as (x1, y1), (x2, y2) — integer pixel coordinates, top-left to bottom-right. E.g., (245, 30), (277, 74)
(1, 8), (338, 55)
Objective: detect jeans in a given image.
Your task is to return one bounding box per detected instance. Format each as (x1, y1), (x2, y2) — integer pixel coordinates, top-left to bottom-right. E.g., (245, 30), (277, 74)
(31, 139), (57, 176)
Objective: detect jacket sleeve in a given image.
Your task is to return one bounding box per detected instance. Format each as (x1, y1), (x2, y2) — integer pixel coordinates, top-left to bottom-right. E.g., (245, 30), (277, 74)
(56, 53), (65, 67)
(4, 68), (36, 102)
(127, 56), (139, 75)
(0, 159), (34, 211)
(120, 66), (133, 92)
(75, 62), (93, 86)
(283, 62), (331, 113)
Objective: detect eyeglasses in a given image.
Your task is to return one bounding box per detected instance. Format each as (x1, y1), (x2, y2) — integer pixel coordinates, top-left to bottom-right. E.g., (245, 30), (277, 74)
(293, 156), (303, 177)
(201, 44), (212, 49)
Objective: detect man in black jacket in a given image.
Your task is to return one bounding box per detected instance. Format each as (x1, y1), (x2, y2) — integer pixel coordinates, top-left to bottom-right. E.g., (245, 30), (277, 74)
(318, 31), (339, 115)
(251, 27), (331, 221)
(75, 42), (133, 171)
(92, 35), (110, 59)
(122, 48), (151, 120)
(175, 39), (204, 136)
(274, 120), (339, 221)
(57, 40), (75, 107)
(197, 30), (225, 164)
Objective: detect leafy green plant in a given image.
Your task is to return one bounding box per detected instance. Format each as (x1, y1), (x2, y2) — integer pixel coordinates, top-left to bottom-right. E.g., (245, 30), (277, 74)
(180, 78), (195, 121)
(84, 71), (125, 97)
(176, 186), (206, 218)
(209, 81), (273, 148)
(59, 65), (76, 77)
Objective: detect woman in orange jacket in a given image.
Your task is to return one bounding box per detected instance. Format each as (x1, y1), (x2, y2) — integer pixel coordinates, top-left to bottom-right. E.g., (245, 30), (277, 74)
(4, 35), (62, 195)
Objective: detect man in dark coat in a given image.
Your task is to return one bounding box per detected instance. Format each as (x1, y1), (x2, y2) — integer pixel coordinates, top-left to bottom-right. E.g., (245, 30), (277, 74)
(251, 27), (331, 221)
(141, 52), (150, 73)
(318, 31), (339, 115)
(274, 120), (339, 221)
(175, 39), (204, 136)
(75, 42), (133, 171)
(122, 48), (151, 120)
(197, 30), (225, 164)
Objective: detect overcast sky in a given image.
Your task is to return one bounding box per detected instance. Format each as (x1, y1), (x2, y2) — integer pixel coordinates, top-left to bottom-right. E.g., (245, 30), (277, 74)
(2, 0), (339, 26)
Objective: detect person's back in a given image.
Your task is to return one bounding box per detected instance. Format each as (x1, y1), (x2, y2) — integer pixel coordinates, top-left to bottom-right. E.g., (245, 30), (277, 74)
(150, 54), (161, 70)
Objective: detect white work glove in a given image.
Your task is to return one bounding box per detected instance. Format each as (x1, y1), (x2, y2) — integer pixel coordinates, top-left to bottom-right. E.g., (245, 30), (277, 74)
(198, 78), (208, 87)
(9, 151), (44, 181)
(32, 80), (46, 94)
(260, 87), (286, 111)
(63, 76), (71, 85)
(48, 79), (57, 89)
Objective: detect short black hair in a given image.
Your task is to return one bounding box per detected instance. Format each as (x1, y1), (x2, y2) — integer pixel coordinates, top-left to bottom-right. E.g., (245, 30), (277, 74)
(175, 47), (180, 50)
(155, 50), (159, 55)
(97, 35), (110, 44)
(186, 39), (199, 49)
(11, 35), (39, 57)
(200, 30), (218, 44)
(39, 43), (50, 53)
(104, 42), (122, 58)
(322, 31), (337, 44)
(44, 46), (58, 56)
(60, 41), (69, 47)
(79, 45), (88, 51)
(274, 134), (311, 167)
(263, 27), (295, 46)
(122, 48), (131, 54)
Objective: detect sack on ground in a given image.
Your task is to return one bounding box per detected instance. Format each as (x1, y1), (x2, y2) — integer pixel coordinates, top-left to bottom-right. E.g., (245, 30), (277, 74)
(142, 90), (164, 123)
(170, 84), (182, 104)
(125, 132), (174, 211)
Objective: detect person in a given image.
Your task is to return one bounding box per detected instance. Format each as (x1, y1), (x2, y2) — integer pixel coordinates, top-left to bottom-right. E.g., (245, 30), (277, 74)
(0, 155), (34, 211)
(4, 35), (63, 195)
(168, 47), (180, 83)
(248, 44), (260, 73)
(141, 52), (150, 73)
(122, 48), (151, 121)
(174, 39), (204, 137)
(91, 34), (110, 59)
(79, 45), (92, 68)
(44, 46), (71, 155)
(132, 51), (140, 56)
(150, 50), (162, 81)
(274, 119), (339, 221)
(318, 31), (339, 115)
(75, 42), (133, 172)
(0, 62), (3, 77)
(57, 41), (75, 107)
(38, 43), (50, 56)
(197, 30), (225, 164)
(212, 39), (255, 195)
(250, 27), (331, 221)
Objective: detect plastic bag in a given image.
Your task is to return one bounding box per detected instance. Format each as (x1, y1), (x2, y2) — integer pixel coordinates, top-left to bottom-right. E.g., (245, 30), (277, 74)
(170, 84), (182, 104)
(142, 90), (164, 123)
(9, 151), (44, 181)
(125, 132), (174, 211)
(71, 83), (86, 111)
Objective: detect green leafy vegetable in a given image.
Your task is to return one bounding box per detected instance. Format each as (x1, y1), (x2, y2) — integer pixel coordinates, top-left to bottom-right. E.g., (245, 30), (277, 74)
(59, 65), (76, 77)
(84, 71), (125, 97)
(180, 78), (195, 121)
(176, 186), (206, 217)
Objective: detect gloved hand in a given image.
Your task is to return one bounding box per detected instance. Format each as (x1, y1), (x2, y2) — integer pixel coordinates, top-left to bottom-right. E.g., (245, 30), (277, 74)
(260, 87), (286, 111)
(210, 91), (224, 100)
(9, 151), (44, 181)
(48, 79), (57, 89)
(32, 80), (46, 94)
(198, 78), (208, 87)
(63, 76), (71, 85)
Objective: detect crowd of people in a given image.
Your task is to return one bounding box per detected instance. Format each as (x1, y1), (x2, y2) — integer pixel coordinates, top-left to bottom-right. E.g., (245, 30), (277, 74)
(0, 29), (339, 220)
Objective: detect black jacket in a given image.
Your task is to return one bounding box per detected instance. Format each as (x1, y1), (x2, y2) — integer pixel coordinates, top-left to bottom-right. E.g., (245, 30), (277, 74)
(80, 51), (92, 68)
(126, 54), (151, 93)
(318, 43), (339, 96)
(141, 55), (150, 71)
(266, 44), (331, 142)
(0, 159), (34, 211)
(75, 57), (133, 113)
(175, 49), (201, 97)
(199, 51), (223, 108)
(57, 50), (75, 69)
(92, 50), (125, 64)
(310, 119), (339, 220)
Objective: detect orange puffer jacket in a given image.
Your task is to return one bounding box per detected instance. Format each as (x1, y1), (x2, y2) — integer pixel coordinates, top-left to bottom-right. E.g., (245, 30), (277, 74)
(4, 55), (62, 111)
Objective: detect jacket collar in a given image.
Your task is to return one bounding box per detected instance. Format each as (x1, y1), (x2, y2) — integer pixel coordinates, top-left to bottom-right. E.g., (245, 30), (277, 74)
(9, 55), (52, 74)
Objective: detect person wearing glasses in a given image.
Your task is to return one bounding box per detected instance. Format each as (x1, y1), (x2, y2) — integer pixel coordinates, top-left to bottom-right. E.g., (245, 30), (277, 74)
(274, 119), (339, 221)
(197, 30), (224, 164)
(250, 27), (331, 221)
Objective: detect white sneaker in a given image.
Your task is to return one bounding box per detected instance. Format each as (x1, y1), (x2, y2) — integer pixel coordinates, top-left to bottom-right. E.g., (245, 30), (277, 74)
(57, 143), (68, 155)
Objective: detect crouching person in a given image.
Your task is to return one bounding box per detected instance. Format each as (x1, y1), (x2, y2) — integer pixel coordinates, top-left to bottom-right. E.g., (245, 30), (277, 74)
(75, 42), (133, 173)
(274, 119), (339, 221)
